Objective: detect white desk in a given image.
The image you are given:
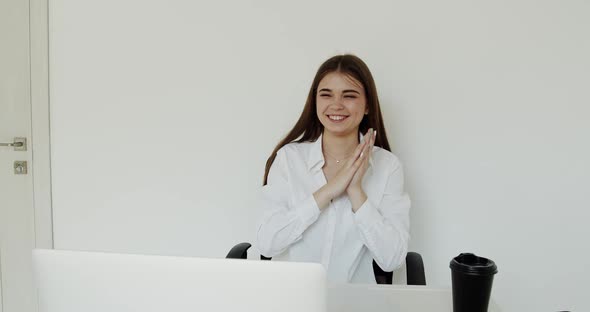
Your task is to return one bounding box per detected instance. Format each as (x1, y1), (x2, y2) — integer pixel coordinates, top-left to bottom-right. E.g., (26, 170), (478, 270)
(328, 284), (501, 312)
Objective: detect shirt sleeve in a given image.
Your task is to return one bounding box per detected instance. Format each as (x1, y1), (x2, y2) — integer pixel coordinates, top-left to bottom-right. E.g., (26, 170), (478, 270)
(353, 161), (411, 272)
(255, 148), (321, 257)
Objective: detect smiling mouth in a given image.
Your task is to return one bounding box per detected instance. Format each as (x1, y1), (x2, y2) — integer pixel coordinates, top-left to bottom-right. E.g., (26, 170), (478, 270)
(327, 115), (349, 122)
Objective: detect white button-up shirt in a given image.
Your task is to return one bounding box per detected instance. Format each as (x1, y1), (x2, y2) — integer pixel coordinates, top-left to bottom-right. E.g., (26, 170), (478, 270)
(255, 134), (410, 283)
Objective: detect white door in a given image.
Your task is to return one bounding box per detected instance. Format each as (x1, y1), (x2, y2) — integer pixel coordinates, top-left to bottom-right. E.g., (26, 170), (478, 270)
(0, 0), (37, 311)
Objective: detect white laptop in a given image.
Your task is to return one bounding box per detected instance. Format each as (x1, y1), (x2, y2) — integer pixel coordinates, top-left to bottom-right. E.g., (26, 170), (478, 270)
(33, 249), (326, 312)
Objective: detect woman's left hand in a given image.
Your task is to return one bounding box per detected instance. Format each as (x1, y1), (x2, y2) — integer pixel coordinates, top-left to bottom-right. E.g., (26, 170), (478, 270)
(346, 129), (377, 200)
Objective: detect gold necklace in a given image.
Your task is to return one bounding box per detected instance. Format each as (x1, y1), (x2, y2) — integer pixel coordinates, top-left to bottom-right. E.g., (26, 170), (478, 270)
(323, 149), (355, 164)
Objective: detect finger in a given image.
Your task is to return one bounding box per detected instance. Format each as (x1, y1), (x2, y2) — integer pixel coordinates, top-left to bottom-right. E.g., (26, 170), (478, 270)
(353, 138), (370, 166)
(353, 151), (370, 175)
(347, 129), (372, 169)
(350, 135), (368, 162)
(365, 128), (373, 139)
(352, 153), (364, 171)
(359, 137), (371, 160)
(362, 131), (375, 166)
(359, 128), (369, 144)
(360, 128), (373, 155)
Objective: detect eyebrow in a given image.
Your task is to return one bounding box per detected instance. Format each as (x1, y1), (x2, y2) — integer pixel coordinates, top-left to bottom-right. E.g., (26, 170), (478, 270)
(318, 88), (361, 95)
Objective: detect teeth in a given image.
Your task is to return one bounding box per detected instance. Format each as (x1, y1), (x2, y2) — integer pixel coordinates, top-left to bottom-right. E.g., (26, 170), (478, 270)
(329, 115), (346, 121)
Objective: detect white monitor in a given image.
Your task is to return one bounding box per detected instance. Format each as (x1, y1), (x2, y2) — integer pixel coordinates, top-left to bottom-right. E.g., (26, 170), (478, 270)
(33, 249), (326, 312)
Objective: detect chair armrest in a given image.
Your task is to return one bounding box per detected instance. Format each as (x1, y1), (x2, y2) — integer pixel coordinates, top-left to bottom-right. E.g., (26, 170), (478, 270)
(372, 260), (392, 284)
(226, 242), (252, 259)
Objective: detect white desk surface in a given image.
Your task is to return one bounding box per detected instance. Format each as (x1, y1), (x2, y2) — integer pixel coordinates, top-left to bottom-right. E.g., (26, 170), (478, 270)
(328, 283), (501, 312)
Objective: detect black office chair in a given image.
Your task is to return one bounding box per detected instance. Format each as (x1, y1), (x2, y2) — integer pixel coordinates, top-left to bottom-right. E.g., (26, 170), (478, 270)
(226, 242), (426, 285)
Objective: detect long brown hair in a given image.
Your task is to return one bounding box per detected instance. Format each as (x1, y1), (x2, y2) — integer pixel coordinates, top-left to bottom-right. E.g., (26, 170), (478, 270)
(263, 54), (391, 185)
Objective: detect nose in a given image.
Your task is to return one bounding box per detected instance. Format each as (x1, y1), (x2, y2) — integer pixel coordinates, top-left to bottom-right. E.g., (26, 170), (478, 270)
(331, 97), (345, 109)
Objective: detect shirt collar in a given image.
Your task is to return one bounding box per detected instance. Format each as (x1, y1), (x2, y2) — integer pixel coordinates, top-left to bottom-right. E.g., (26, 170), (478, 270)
(307, 134), (325, 172)
(307, 132), (374, 172)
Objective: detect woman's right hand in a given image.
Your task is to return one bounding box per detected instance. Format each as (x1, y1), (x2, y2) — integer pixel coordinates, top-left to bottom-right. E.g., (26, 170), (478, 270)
(313, 129), (373, 209)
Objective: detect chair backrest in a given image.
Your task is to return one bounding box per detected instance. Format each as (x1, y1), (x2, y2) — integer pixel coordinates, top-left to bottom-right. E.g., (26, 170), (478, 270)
(374, 252), (426, 285)
(226, 243), (426, 285)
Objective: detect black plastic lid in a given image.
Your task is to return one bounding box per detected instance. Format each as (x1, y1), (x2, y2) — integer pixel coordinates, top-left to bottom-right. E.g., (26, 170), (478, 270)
(450, 253), (498, 275)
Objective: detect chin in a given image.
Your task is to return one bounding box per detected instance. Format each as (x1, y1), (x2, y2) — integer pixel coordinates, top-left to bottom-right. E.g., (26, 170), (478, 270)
(323, 127), (358, 137)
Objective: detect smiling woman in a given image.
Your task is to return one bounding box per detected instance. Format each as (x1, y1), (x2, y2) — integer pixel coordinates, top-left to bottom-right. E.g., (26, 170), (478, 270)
(317, 72), (368, 138)
(256, 54), (411, 283)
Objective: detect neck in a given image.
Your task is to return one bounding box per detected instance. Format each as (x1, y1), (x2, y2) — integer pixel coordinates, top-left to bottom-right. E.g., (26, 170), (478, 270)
(322, 130), (358, 159)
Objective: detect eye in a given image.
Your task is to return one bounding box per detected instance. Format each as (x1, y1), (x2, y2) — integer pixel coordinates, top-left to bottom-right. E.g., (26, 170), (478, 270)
(344, 95), (357, 99)
(319, 94), (331, 97)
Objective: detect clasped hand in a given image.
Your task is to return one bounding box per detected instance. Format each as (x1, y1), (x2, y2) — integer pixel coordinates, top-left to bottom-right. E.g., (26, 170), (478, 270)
(314, 128), (376, 212)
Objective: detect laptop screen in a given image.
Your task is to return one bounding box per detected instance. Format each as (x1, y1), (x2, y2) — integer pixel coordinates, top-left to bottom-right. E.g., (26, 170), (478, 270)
(33, 249), (326, 312)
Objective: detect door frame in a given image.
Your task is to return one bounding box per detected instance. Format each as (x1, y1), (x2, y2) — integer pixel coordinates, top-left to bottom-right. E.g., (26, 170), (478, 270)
(30, 0), (52, 249)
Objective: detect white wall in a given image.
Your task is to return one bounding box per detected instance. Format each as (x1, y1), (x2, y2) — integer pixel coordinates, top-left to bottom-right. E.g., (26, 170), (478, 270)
(49, 0), (590, 311)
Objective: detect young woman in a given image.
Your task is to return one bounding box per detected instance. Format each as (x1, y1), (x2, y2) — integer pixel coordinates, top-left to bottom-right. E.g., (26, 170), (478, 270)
(256, 54), (410, 283)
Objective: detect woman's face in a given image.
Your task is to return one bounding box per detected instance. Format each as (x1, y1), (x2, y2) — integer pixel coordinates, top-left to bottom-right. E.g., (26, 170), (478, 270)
(316, 72), (367, 137)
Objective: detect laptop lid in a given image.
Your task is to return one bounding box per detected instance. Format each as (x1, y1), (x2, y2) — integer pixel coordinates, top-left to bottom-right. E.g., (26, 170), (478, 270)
(33, 249), (326, 312)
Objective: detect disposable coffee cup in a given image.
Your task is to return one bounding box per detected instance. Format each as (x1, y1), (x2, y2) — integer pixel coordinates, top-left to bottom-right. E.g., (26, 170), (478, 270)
(450, 253), (498, 312)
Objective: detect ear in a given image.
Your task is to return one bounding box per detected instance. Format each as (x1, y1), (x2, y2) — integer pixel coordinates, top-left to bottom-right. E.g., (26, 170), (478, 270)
(364, 109), (369, 115)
